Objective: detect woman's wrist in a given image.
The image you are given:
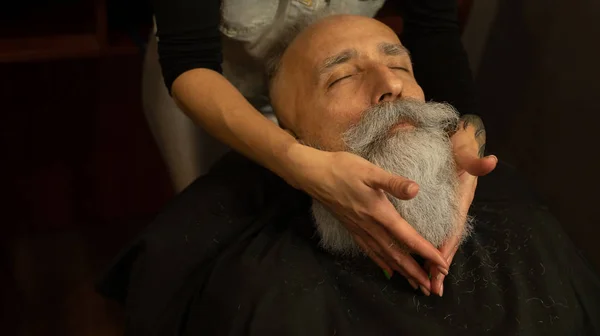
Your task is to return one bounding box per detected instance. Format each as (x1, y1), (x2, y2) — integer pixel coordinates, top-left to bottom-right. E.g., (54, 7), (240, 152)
(272, 141), (305, 189)
(279, 142), (333, 191)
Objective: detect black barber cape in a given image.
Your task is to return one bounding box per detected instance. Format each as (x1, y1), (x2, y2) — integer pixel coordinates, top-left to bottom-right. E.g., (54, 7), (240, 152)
(98, 153), (600, 336)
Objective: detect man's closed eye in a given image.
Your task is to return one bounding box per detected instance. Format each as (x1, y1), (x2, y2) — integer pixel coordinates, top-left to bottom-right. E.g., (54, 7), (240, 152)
(389, 66), (410, 73)
(329, 74), (353, 88)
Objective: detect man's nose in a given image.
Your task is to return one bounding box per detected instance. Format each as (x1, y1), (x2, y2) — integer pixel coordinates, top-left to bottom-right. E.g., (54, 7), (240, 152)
(370, 65), (404, 105)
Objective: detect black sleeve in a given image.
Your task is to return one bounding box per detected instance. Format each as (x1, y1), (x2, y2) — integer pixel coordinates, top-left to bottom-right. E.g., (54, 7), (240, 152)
(151, 0), (223, 93)
(399, 0), (477, 116)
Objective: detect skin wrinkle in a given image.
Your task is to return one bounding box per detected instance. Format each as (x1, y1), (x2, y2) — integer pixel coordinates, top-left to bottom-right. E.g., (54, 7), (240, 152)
(317, 43), (409, 78)
(318, 49), (359, 76)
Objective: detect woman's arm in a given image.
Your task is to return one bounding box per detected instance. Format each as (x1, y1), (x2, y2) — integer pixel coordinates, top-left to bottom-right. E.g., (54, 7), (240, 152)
(171, 69), (300, 183)
(152, 0), (223, 90)
(152, 0), (297, 180)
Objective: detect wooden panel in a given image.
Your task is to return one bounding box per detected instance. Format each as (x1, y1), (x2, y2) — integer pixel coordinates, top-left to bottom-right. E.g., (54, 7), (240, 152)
(0, 34), (100, 63)
(0, 0), (147, 62)
(0, 1), (96, 39)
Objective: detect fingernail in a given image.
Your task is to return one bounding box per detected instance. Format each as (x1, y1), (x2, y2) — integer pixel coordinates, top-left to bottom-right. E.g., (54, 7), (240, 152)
(383, 269), (392, 280)
(403, 182), (416, 195)
(436, 273), (444, 281)
(438, 266), (449, 276)
(420, 285), (431, 296)
(408, 279), (418, 290)
(439, 284), (444, 297)
(486, 155), (498, 162)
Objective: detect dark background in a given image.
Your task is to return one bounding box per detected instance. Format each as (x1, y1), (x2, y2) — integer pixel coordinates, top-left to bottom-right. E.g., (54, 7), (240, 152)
(473, 0), (600, 276)
(1, 0), (598, 334)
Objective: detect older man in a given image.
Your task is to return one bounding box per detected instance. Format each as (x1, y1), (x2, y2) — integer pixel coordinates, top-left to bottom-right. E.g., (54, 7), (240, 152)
(99, 14), (600, 336)
(266, 13), (465, 281)
(265, 13), (480, 294)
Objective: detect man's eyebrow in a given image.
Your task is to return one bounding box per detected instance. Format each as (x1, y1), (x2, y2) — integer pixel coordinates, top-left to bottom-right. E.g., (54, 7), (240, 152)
(317, 49), (358, 76)
(378, 42), (410, 57)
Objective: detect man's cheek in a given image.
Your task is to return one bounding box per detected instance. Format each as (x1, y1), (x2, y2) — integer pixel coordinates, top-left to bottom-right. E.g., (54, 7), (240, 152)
(410, 84), (426, 102)
(321, 129), (348, 152)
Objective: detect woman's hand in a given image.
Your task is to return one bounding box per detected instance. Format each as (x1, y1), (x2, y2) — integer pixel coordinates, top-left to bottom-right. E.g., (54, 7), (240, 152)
(426, 167), (477, 297)
(285, 144), (450, 292)
(427, 114), (497, 296)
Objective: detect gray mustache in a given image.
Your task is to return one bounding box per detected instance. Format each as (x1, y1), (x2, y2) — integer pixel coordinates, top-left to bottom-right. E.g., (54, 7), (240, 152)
(343, 99), (460, 156)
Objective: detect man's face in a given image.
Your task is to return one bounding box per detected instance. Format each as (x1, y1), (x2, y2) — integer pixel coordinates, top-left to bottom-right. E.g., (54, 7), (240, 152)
(269, 15), (466, 254)
(270, 15), (425, 150)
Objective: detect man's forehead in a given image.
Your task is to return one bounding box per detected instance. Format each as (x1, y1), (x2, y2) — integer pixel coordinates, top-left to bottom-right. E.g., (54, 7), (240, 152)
(278, 15), (407, 82)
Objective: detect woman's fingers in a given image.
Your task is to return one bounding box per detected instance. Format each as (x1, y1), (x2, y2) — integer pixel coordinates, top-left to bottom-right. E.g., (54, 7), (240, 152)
(360, 220), (437, 291)
(386, 246), (432, 291)
(440, 234), (460, 267)
(362, 167), (449, 271)
(429, 266), (444, 297)
(451, 115), (497, 176)
(374, 200), (449, 272)
(356, 231), (430, 294)
(354, 235), (393, 278)
(356, 235), (424, 294)
(354, 224), (432, 291)
(455, 150), (497, 177)
(308, 152), (460, 296)
(427, 235), (461, 297)
(366, 167), (419, 200)
(430, 245), (460, 297)
(446, 245), (459, 265)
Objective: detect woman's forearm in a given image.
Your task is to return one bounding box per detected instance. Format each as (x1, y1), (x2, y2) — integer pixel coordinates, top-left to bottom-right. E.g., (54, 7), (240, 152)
(171, 68), (302, 183)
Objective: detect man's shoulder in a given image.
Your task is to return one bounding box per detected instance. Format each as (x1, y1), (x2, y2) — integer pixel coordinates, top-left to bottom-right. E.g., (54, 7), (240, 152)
(185, 151), (288, 208)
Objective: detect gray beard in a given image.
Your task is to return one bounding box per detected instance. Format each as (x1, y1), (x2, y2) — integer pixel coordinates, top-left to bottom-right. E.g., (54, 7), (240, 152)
(311, 99), (467, 256)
